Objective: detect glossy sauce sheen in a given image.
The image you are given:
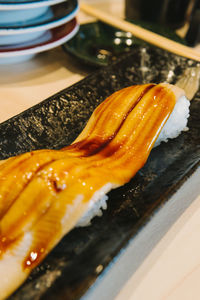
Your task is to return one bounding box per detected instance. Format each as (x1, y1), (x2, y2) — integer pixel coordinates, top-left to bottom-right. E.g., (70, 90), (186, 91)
(0, 84), (176, 272)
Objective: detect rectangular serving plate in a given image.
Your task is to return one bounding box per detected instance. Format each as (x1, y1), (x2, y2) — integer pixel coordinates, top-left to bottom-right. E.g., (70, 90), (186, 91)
(0, 45), (199, 300)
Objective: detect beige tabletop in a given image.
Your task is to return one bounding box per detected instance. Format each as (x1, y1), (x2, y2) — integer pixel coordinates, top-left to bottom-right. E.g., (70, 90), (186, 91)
(0, 1), (200, 299)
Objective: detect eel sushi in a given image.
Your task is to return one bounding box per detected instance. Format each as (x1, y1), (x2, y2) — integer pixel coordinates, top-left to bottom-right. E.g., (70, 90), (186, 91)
(0, 83), (190, 299)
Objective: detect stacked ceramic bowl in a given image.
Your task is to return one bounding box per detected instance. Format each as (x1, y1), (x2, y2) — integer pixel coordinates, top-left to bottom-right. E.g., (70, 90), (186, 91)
(0, 0), (79, 64)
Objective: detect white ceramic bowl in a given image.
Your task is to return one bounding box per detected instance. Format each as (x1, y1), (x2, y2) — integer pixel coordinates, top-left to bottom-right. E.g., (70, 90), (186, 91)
(0, 18), (79, 64)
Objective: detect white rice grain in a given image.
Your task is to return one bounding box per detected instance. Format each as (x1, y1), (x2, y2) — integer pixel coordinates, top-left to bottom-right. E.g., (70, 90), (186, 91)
(154, 95), (190, 147)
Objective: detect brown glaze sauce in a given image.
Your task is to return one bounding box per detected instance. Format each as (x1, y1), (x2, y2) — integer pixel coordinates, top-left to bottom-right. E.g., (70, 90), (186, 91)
(0, 84), (176, 271)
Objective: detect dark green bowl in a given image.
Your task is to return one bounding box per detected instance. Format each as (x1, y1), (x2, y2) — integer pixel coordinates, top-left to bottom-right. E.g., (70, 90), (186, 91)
(63, 20), (186, 67)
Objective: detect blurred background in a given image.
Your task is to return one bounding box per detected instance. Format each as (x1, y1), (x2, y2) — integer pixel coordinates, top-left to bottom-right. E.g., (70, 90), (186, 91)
(0, 0), (199, 122)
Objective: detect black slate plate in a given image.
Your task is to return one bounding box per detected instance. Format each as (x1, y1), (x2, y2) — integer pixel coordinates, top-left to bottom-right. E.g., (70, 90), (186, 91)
(1, 45), (200, 300)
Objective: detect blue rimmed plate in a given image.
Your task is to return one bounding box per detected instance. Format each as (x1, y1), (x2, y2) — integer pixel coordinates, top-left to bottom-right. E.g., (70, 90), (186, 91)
(0, 0), (66, 10)
(0, 0), (78, 30)
(0, 0), (78, 45)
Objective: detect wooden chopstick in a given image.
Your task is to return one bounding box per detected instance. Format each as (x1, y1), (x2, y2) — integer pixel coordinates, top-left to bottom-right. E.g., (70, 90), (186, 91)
(80, 2), (200, 62)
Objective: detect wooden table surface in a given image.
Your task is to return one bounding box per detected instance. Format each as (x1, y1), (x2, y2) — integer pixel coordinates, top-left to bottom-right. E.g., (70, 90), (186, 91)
(0, 1), (200, 299)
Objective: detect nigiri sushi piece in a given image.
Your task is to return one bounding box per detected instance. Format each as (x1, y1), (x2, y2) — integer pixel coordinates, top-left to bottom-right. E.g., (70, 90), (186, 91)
(0, 83), (190, 299)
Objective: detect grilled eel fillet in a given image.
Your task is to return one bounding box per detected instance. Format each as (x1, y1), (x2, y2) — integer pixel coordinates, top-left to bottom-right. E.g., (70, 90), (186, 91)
(0, 83), (185, 299)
